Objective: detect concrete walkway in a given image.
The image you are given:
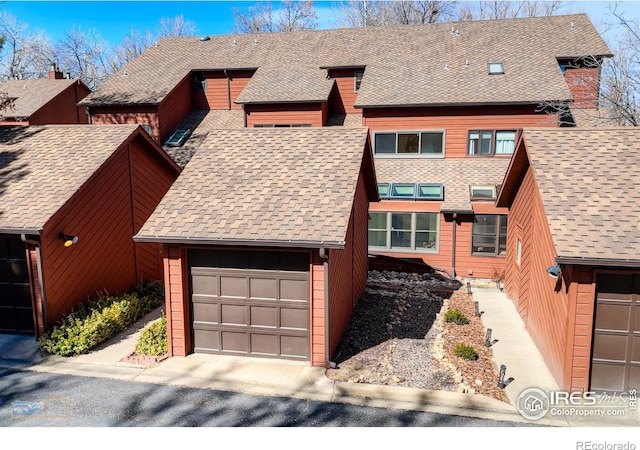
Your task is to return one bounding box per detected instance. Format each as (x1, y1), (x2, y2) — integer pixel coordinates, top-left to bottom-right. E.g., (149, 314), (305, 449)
(1, 290), (637, 427)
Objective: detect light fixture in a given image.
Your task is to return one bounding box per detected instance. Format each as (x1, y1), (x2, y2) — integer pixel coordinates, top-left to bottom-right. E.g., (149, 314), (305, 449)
(59, 232), (78, 247)
(546, 264), (561, 279)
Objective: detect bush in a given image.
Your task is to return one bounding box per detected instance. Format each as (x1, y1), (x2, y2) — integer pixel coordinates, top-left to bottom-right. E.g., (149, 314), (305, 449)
(445, 309), (469, 325)
(453, 343), (479, 361)
(38, 282), (165, 357)
(135, 316), (167, 357)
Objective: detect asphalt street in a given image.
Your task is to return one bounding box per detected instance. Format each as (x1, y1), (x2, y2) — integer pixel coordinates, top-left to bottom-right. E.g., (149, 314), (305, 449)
(0, 368), (530, 427)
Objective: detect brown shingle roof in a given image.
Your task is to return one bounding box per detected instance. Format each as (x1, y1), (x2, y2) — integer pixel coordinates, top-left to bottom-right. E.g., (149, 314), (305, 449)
(521, 127), (640, 261)
(81, 14), (610, 108)
(0, 125), (141, 232)
(136, 128), (372, 247)
(0, 79), (77, 119)
(375, 157), (509, 211)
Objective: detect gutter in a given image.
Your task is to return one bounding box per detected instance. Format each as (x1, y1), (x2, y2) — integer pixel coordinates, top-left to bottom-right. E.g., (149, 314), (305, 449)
(556, 256), (640, 268)
(223, 69), (232, 110)
(133, 235), (346, 250)
(20, 233), (47, 334)
(0, 227), (43, 235)
(451, 213), (457, 278)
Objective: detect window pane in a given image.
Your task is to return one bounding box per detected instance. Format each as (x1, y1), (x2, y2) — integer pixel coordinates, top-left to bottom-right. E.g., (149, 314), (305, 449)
(417, 184), (443, 200)
(377, 183), (389, 198)
(416, 213), (437, 231)
(468, 131), (479, 155)
(480, 131), (492, 154)
(498, 236), (507, 255)
(474, 215), (497, 235)
(500, 215), (508, 234)
(397, 133), (419, 153)
(355, 70), (364, 92)
(495, 131), (516, 154)
(416, 232), (437, 250)
(391, 213), (411, 230)
(368, 212), (387, 230)
(390, 183), (416, 198)
(471, 186), (496, 200)
(472, 236), (496, 254)
(368, 230), (387, 247)
(391, 231), (411, 248)
(420, 132), (443, 154)
(374, 133), (396, 154)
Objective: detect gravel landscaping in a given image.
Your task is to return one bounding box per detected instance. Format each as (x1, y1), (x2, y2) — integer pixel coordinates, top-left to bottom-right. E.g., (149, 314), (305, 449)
(325, 270), (508, 402)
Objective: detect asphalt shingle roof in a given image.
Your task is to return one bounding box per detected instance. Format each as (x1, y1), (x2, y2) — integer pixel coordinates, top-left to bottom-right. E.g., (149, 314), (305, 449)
(0, 79), (77, 119)
(136, 128), (371, 247)
(375, 157), (509, 211)
(81, 14), (610, 108)
(0, 125), (140, 231)
(522, 127), (640, 261)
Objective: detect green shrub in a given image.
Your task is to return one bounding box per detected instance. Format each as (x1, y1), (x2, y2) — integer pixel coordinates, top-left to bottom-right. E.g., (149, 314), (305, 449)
(38, 282), (165, 357)
(453, 343), (479, 361)
(136, 316), (167, 357)
(445, 308), (469, 325)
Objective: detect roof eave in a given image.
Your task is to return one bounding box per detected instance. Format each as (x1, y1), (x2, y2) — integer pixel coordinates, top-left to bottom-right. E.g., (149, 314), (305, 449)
(133, 235), (346, 249)
(356, 100), (572, 109)
(0, 227), (43, 235)
(556, 256), (640, 269)
(236, 99), (329, 105)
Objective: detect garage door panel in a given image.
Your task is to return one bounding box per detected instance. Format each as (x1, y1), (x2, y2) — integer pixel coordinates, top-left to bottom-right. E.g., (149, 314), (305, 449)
(220, 276), (248, 298)
(250, 278), (277, 300)
(251, 333), (278, 355)
(0, 237), (34, 334)
(593, 334), (628, 362)
(194, 329), (219, 351)
(221, 331), (249, 352)
(630, 367), (640, 390)
(595, 304), (631, 332)
(280, 279), (308, 302)
(281, 308), (308, 330)
(633, 336), (640, 363)
(591, 363), (626, 392)
(250, 306), (277, 328)
(221, 304), (247, 325)
(192, 274), (219, 296)
(281, 336), (308, 358)
(192, 302), (219, 324)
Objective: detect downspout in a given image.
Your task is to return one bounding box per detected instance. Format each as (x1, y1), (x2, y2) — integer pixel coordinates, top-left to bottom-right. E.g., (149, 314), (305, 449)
(223, 70), (231, 110)
(451, 213), (457, 278)
(319, 248), (331, 368)
(21, 234), (47, 334)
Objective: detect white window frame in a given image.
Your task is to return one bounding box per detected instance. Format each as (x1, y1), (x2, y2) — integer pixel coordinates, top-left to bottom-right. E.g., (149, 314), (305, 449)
(467, 129), (516, 156)
(373, 130), (446, 158)
(368, 212), (440, 253)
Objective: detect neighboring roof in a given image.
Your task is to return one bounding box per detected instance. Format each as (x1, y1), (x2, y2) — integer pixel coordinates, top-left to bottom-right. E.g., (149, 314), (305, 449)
(136, 128), (373, 248)
(0, 79), (78, 119)
(569, 107), (621, 127)
(0, 125), (145, 232)
(499, 127), (640, 263)
(375, 157), (509, 212)
(81, 14), (610, 108)
(163, 109), (245, 168)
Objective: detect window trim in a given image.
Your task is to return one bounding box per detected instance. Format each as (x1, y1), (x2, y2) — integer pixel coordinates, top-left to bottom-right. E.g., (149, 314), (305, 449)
(355, 69), (364, 92)
(467, 129), (517, 156)
(368, 211), (440, 253)
(373, 130), (446, 158)
(471, 214), (508, 257)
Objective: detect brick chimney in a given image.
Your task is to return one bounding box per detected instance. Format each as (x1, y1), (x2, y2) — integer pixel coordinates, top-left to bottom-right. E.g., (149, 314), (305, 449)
(48, 65), (64, 80)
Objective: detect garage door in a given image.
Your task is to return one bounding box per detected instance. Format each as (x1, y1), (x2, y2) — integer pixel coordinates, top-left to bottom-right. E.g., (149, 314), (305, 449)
(0, 237), (34, 334)
(591, 273), (640, 393)
(189, 249), (310, 360)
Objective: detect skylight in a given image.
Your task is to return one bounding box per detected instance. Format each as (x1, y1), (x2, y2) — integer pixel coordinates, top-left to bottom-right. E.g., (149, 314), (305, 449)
(470, 185), (497, 200)
(377, 183), (444, 201)
(165, 128), (191, 147)
(488, 62), (504, 75)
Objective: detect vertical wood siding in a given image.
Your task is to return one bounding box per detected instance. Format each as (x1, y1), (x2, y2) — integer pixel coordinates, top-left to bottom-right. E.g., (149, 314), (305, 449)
(503, 165), (569, 387)
(311, 252), (326, 366)
(352, 172), (370, 299)
(564, 67), (601, 109)
(363, 106), (558, 158)
(29, 82), (91, 125)
(41, 145), (137, 324)
(328, 69), (359, 115)
(165, 245), (189, 356)
(157, 76), (192, 142)
(129, 135), (179, 283)
(26, 245), (45, 336)
(91, 107), (160, 141)
(245, 103), (325, 127)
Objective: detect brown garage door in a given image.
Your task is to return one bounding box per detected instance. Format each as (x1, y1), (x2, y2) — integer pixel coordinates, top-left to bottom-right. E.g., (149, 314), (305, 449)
(0, 236), (34, 334)
(591, 273), (640, 393)
(189, 249), (310, 360)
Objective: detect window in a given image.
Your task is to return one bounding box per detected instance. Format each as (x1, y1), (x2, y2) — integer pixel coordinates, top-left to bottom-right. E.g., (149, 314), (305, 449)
(377, 183), (444, 201)
(468, 130), (516, 155)
(374, 131), (444, 157)
(253, 124), (312, 128)
(141, 125), (152, 136)
(470, 185), (497, 200)
(192, 71), (207, 92)
(368, 212), (439, 252)
(165, 128), (191, 147)
(516, 239), (522, 267)
(488, 62), (504, 75)
(355, 69), (364, 92)
(472, 215), (507, 256)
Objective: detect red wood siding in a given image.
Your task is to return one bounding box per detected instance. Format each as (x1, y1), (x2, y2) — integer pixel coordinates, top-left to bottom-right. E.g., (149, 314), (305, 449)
(245, 103), (325, 127)
(157, 76), (192, 142)
(564, 67), (600, 109)
(91, 106), (160, 141)
(352, 172), (370, 298)
(503, 165), (569, 388)
(164, 245), (190, 356)
(26, 245), (45, 336)
(311, 252), (326, 366)
(328, 69), (360, 115)
(369, 201), (508, 279)
(29, 81), (91, 125)
(364, 106), (559, 158)
(192, 70), (254, 110)
(41, 144), (136, 324)
(229, 71), (254, 110)
(129, 135), (179, 283)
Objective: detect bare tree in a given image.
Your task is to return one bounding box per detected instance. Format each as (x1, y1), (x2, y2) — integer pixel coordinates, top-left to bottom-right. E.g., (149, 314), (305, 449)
(455, 1), (567, 21)
(334, 1), (455, 27)
(157, 15), (198, 38)
(107, 29), (155, 74)
(232, 1), (318, 33)
(55, 27), (110, 89)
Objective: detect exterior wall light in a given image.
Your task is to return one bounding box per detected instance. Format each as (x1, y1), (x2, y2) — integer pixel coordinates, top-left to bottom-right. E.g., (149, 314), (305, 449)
(546, 264), (561, 278)
(59, 232), (78, 247)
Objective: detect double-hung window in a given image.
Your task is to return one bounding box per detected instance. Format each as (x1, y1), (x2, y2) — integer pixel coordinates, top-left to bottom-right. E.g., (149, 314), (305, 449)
(472, 214), (507, 256)
(374, 131), (444, 157)
(468, 130), (516, 156)
(368, 212), (439, 252)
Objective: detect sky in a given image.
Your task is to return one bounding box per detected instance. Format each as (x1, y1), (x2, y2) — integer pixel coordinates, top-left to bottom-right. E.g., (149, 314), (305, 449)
(1, 0), (639, 47)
